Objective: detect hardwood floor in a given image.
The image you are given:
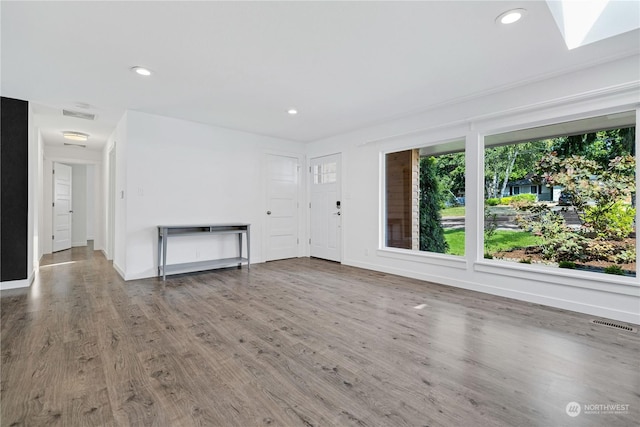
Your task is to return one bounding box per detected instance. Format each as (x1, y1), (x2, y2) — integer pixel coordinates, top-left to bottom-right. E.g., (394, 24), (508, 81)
(1, 246), (639, 426)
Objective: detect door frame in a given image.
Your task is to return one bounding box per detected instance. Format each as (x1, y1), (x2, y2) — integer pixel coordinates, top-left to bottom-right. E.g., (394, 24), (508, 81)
(308, 152), (343, 263)
(262, 150), (305, 262)
(42, 156), (102, 255)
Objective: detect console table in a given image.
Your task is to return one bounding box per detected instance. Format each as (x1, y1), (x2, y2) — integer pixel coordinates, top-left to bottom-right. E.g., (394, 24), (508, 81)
(157, 224), (250, 280)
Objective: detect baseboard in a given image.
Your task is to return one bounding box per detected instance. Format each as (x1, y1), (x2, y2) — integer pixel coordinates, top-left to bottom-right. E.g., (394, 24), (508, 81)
(101, 249), (110, 260)
(345, 258), (640, 326)
(1, 268), (36, 290)
(112, 262), (126, 280)
(72, 241), (87, 247)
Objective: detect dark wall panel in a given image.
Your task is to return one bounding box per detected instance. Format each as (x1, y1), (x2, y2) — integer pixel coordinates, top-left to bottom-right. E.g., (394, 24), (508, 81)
(1, 97), (29, 282)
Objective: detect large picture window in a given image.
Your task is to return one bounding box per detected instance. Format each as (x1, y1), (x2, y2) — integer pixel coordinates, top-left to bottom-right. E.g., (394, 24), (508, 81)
(483, 112), (636, 277)
(385, 140), (465, 256)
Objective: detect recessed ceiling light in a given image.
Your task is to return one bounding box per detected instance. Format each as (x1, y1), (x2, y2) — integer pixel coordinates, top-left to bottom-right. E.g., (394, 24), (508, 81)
(287, 109), (298, 115)
(497, 8), (526, 25)
(130, 66), (152, 76)
(62, 131), (89, 141)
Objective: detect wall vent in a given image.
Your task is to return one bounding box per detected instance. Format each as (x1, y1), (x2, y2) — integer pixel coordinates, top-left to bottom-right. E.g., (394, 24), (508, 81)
(591, 319), (637, 333)
(62, 109), (95, 120)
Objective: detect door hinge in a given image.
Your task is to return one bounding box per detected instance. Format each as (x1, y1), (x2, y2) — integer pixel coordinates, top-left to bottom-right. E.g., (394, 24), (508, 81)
(52, 169), (55, 175)
(52, 235), (55, 240)
(309, 238), (311, 244)
(52, 202), (55, 207)
(309, 202), (311, 208)
(297, 238), (299, 244)
(309, 166), (311, 173)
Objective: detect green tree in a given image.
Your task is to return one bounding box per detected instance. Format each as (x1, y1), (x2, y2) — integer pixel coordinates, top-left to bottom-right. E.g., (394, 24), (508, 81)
(535, 152), (635, 238)
(420, 157), (448, 253)
(484, 140), (550, 199)
(551, 127), (635, 167)
(434, 152), (465, 205)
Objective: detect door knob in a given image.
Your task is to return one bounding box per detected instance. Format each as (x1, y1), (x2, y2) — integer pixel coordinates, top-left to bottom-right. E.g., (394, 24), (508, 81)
(69, 210), (73, 213)
(267, 211), (272, 215)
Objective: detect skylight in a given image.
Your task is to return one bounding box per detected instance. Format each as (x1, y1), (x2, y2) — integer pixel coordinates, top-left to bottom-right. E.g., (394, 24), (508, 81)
(546, 0), (640, 49)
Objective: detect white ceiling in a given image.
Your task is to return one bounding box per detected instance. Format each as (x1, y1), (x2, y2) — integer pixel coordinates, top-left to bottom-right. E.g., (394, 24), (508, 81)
(2, 1), (639, 150)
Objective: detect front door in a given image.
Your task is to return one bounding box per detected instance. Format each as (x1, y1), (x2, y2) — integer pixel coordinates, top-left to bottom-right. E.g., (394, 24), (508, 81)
(53, 162), (72, 252)
(310, 154), (341, 262)
(265, 154), (299, 261)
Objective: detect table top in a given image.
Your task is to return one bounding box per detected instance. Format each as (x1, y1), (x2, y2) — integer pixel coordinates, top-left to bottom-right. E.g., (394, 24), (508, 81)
(157, 223), (250, 229)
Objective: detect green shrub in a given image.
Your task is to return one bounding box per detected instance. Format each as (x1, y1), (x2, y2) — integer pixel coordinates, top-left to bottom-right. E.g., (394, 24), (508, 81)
(604, 265), (624, 275)
(419, 157), (448, 253)
(558, 261), (576, 269)
(509, 194), (536, 204)
(499, 196), (511, 205)
(516, 205), (587, 262)
(549, 233), (588, 262)
(584, 201), (635, 240)
(614, 248), (636, 264)
(485, 198), (500, 206)
(484, 252), (494, 259)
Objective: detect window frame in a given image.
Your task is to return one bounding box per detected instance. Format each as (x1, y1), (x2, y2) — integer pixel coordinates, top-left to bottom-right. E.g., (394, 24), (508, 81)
(381, 137), (467, 259)
(479, 108), (638, 282)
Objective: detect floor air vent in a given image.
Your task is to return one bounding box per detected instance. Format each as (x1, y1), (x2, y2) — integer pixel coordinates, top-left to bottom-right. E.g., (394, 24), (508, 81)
(591, 319), (637, 333)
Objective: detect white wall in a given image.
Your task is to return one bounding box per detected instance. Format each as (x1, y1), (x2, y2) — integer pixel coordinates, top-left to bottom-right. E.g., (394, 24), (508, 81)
(86, 165), (95, 240)
(112, 113), (128, 276)
(306, 55), (640, 324)
(71, 164), (87, 246)
(117, 110), (304, 280)
(102, 136), (116, 260)
(37, 131), (44, 261)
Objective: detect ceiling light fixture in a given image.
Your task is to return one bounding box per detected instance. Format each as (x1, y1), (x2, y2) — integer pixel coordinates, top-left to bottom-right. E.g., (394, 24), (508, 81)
(130, 66), (152, 76)
(497, 8), (526, 25)
(287, 109), (298, 115)
(62, 131), (89, 141)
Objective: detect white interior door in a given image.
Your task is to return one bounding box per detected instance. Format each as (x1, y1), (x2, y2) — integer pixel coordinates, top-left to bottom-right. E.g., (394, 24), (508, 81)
(53, 162), (72, 252)
(310, 154), (341, 262)
(265, 154), (299, 261)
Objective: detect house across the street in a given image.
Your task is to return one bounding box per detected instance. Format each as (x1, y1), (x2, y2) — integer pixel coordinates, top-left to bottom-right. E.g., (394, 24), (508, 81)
(504, 177), (562, 202)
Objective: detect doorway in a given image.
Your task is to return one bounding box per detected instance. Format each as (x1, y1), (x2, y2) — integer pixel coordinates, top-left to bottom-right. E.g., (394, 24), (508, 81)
(50, 162), (97, 253)
(310, 153), (342, 262)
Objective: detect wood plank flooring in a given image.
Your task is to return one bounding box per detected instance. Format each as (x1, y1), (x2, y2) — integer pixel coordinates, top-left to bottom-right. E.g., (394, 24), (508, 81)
(1, 246), (639, 426)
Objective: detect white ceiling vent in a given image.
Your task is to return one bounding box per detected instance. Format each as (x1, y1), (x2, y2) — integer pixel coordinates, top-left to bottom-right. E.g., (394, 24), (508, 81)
(63, 142), (86, 148)
(62, 109), (96, 120)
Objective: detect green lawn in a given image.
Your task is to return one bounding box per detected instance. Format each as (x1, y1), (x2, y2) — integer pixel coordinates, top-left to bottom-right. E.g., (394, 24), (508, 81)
(440, 206), (465, 217)
(443, 228), (542, 256)
(443, 229), (466, 255)
(485, 230), (542, 252)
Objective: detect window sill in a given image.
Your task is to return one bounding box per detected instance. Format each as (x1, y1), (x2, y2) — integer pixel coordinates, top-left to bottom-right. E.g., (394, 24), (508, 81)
(474, 259), (639, 296)
(377, 247), (468, 270)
